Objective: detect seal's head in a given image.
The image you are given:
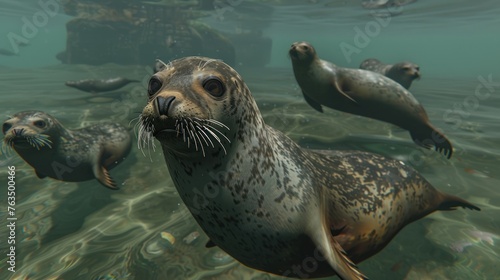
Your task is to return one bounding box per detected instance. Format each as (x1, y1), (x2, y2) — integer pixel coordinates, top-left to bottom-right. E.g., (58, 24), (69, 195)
(392, 62), (421, 80)
(139, 57), (264, 158)
(289, 41), (317, 63)
(2, 111), (60, 152)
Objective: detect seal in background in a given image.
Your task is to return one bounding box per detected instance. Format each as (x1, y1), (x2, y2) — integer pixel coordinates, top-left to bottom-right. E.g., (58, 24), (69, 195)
(289, 41), (452, 159)
(360, 58), (420, 89)
(2, 111), (131, 189)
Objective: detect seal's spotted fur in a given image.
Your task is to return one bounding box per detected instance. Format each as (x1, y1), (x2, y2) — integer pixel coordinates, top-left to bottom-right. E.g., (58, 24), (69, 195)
(2, 111), (131, 189)
(140, 56), (479, 279)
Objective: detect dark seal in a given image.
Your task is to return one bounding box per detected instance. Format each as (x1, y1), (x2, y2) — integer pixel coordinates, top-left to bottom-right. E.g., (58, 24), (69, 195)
(359, 58), (420, 89)
(65, 77), (139, 93)
(139, 56), (479, 279)
(2, 111), (131, 189)
(289, 41), (453, 159)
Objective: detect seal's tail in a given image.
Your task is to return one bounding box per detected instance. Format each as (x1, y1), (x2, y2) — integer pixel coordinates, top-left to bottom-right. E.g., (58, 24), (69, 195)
(410, 124), (453, 159)
(437, 193), (481, 211)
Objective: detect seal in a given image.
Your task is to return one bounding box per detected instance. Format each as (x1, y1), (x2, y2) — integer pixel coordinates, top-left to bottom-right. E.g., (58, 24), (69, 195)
(139, 56), (479, 279)
(65, 77), (139, 93)
(2, 111), (132, 189)
(359, 58), (420, 89)
(289, 41), (453, 159)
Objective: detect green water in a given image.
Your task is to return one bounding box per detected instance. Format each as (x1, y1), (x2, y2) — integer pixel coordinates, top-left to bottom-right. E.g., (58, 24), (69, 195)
(1, 1), (499, 280)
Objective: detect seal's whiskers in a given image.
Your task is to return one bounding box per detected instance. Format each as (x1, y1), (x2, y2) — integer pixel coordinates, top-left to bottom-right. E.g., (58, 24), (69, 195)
(1, 138), (14, 156)
(137, 115), (156, 161)
(192, 120), (212, 147)
(130, 116), (143, 139)
(201, 125), (227, 155)
(26, 134), (53, 150)
(203, 123), (231, 144)
(203, 119), (230, 131)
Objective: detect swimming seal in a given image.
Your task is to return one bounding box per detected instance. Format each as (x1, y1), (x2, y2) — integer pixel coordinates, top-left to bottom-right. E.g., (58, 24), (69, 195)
(359, 58), (420, 89)
(289, 41), (453, 159)
(65, 77), (139, 93)
(139, 56), (479, 279)
(2, 111), (131, 189)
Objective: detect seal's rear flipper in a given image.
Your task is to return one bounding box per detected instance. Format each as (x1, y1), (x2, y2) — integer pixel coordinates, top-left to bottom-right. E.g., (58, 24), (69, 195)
(410, 124), (453, 159)
(94, 164), (118, 190)
(302, 91), (324, 113)
(438, 193), (481, 211)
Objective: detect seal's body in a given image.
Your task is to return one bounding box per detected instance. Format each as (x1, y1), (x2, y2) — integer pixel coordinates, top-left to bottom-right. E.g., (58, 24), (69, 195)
(2, 111), (131, 189)
(139, 56), (479, 279)
(290, 42), (452, 159)
(65, 77), (139, 93)
(359, 58), (420, 89)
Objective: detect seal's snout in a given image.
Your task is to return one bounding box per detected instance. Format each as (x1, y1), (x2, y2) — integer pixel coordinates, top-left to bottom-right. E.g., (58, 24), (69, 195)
(156, 96), (176, 116)
(12, 128), (25, 136)
(414, 69), (421, 79)
(289, 44), (299, 59)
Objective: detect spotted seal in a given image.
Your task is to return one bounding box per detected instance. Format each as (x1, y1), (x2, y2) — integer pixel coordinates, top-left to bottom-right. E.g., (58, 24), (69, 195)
(289, 41), (453, 159)
(359, 58), (420, 89)
(2, 111), (131, 189)
(65, 77), (139, 93)
(138, 56), (479, 279)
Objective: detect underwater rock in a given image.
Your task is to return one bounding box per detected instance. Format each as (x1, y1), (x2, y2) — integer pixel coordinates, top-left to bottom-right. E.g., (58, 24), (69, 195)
(60, 1), (238, 66)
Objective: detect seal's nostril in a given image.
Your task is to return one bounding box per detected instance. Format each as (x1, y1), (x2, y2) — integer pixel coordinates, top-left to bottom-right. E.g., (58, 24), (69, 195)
(12, 128), (24, 136)
(156, 96), (176, 116)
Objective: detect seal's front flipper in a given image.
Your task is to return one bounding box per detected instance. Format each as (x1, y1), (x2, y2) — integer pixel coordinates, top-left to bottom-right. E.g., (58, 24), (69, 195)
(332, 79), (358, 105)
(309, 226), (367, 280)
(205, 240), (217, 248)
(308, 191), (368, 280)
(302, 91), (324, 113)
(93, 164), (118, 190)
(35, 170), (47, 179)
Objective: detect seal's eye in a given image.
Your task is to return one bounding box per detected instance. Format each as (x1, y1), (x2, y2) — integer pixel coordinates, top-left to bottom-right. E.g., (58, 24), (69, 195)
(148, 77), (163, 97)
(33, 120), (46, 128)
(203, 78), (225, 97)
(2, 123), (12, 134)
(302, 45), (309, 51)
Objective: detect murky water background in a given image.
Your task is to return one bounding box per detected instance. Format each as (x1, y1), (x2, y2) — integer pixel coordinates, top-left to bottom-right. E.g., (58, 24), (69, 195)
(1, 1), (499, 279)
